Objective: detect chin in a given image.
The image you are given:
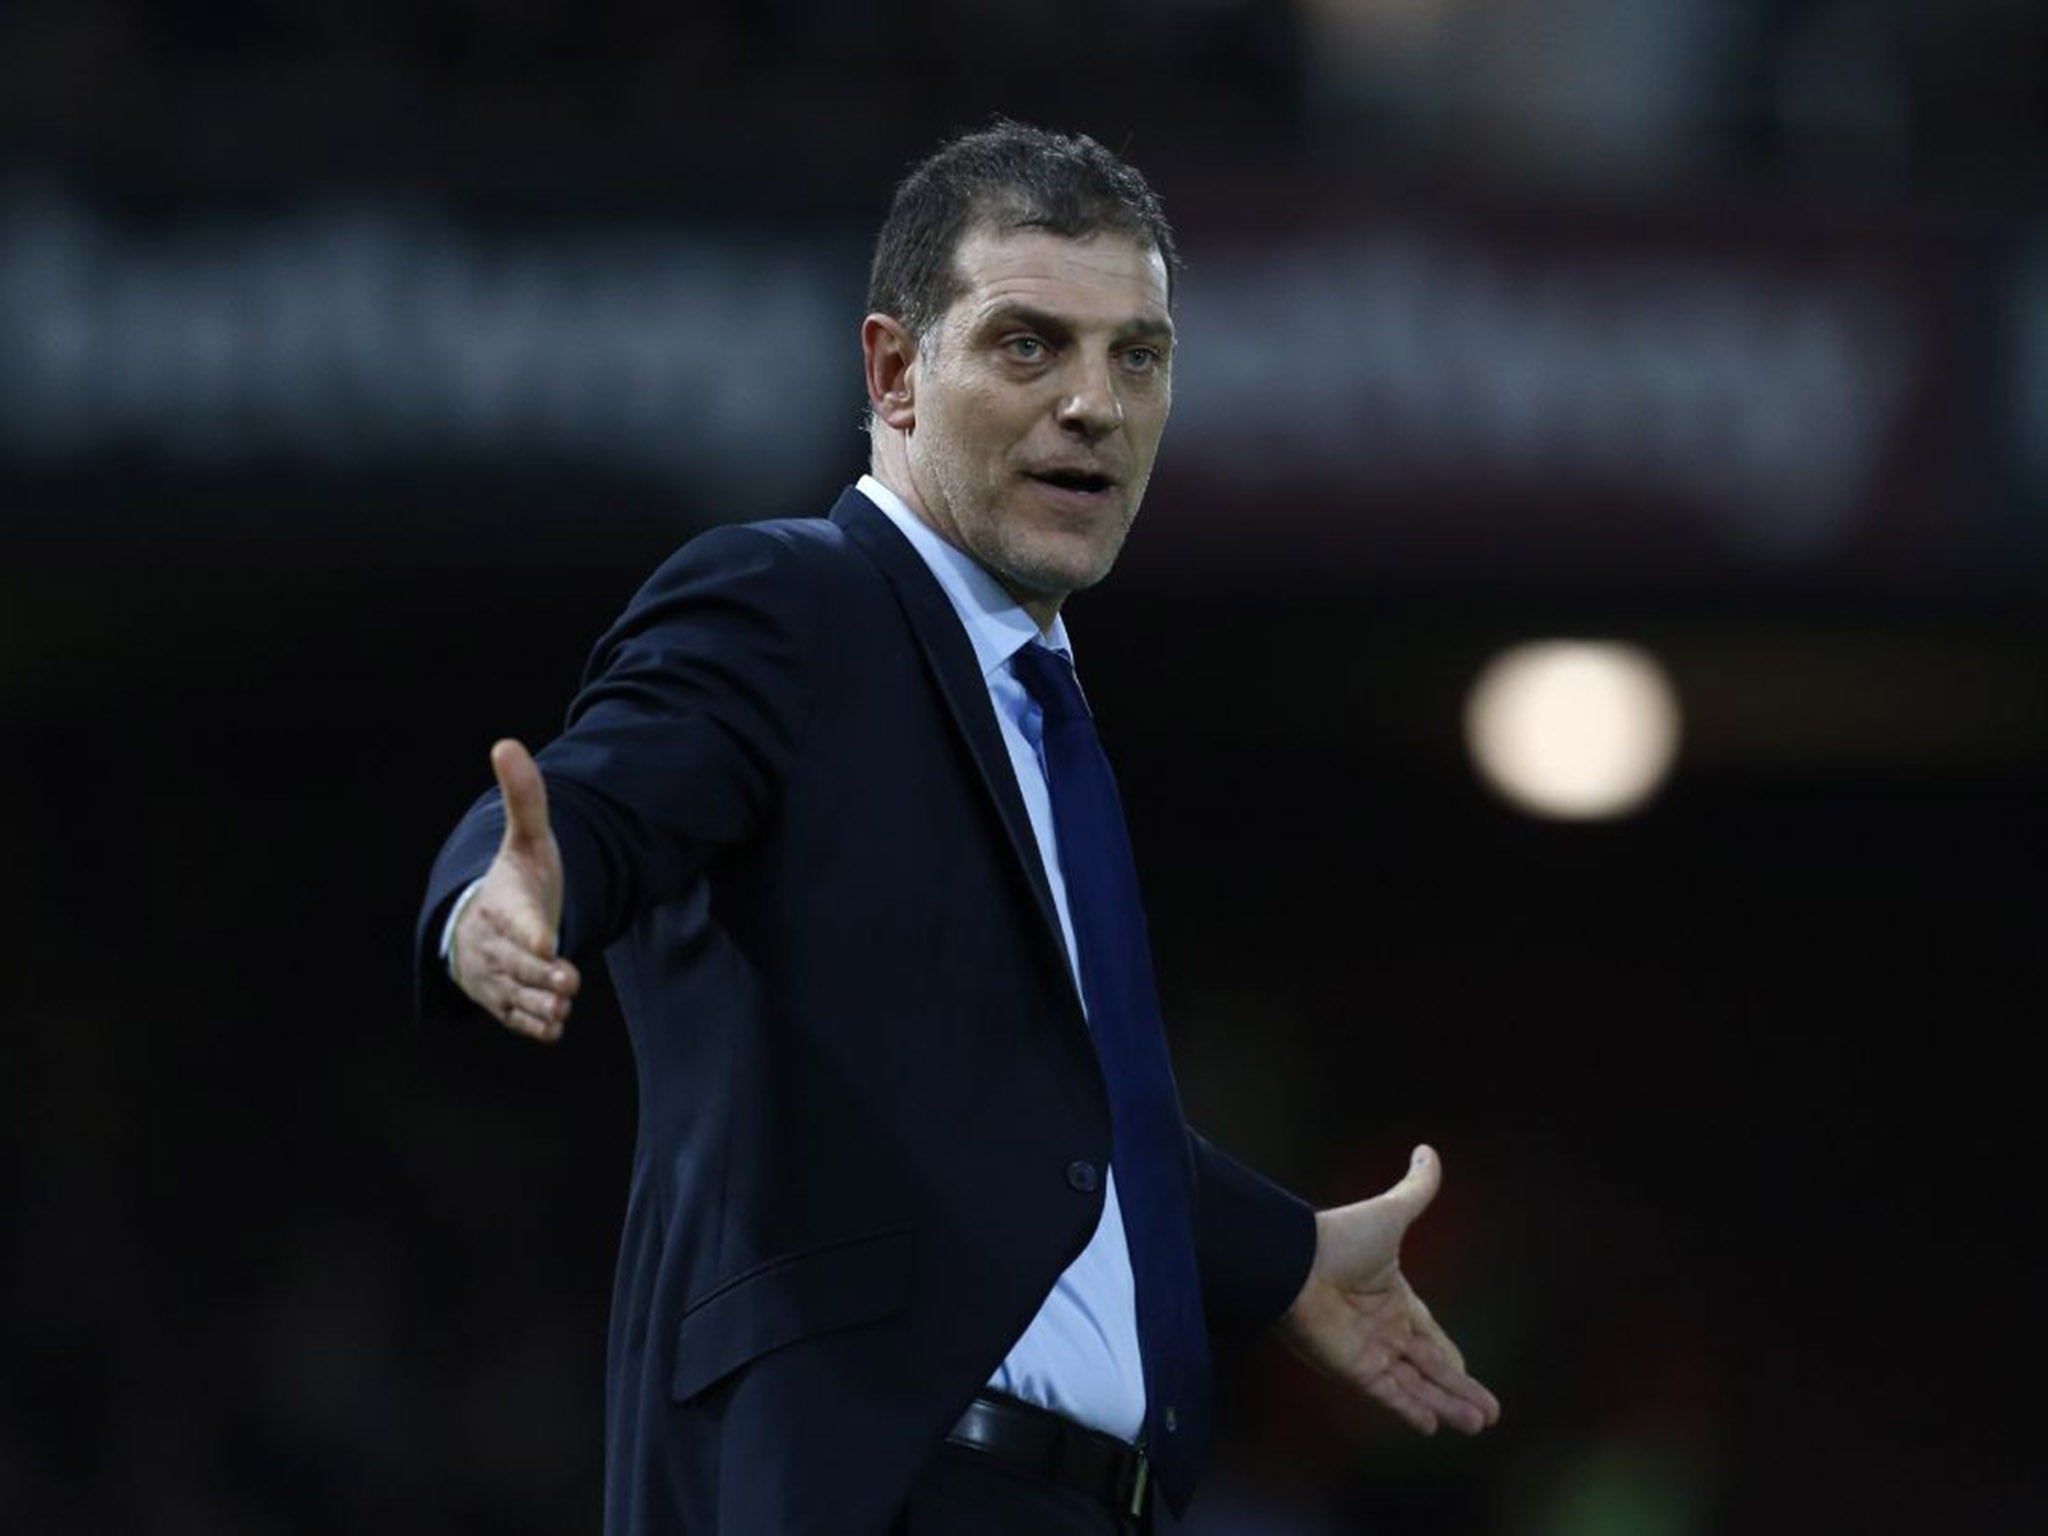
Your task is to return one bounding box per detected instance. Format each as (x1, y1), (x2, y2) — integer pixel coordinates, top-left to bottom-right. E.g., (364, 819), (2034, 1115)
(1010, 551), (1119, 606)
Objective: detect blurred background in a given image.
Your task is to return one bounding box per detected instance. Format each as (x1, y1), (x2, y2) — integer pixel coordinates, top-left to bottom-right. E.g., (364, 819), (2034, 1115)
(4, 1), (2044, 1531)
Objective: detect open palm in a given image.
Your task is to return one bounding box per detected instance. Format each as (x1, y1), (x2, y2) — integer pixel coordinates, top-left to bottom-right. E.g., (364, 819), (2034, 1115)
(1278, 1145), (1501, 1436)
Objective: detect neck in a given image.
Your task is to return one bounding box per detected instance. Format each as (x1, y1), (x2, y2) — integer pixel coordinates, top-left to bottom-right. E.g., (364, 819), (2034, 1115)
(866, 443), (1064, 634)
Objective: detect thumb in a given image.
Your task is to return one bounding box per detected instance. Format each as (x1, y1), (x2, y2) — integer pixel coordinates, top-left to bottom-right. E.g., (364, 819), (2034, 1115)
(1388, 1143), (1443, 1218)
(491, 738), (553, 849)
(1320, 1144), (1443, 1284)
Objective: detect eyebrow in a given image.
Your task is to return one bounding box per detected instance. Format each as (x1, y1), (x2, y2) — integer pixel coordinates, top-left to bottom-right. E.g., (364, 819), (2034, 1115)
(978, 302), (1175, 348)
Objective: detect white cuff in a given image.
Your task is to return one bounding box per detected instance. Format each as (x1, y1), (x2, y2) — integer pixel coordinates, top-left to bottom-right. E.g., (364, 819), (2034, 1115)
(440, 878), (487, 980)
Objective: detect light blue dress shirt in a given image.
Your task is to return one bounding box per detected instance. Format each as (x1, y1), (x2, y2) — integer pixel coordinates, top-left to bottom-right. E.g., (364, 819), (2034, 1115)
(857, 475), (1148, 1444)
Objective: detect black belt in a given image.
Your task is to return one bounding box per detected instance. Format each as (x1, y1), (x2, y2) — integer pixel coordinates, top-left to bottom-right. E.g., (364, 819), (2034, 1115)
(945, 1390), (1152, 1521)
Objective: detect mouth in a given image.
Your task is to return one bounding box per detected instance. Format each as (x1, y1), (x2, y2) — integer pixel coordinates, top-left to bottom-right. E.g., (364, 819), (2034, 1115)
(1025, 468), (1118, 498)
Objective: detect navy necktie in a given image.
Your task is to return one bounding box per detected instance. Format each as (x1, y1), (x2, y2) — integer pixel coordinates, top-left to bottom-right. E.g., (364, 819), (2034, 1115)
(1010, 641), (1211, 1514)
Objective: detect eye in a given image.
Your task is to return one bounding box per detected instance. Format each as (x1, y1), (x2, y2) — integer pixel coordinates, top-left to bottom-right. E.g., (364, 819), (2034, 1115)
(1003, 335), (1048, 362)
(1120, 345), (1162, 374)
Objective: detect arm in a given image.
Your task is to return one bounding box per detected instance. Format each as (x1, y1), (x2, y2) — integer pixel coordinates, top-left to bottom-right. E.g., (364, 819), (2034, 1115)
(414, 523), (826, 1035)
(1187, 1130), (1318, 1330)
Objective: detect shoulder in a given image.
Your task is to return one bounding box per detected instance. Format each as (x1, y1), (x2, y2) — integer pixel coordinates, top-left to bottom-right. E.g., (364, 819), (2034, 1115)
(584, 512), (879, 684)
(631, 514), (865, 608)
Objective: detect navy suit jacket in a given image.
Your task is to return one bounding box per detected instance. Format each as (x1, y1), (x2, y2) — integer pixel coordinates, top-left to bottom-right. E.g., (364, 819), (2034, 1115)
(416, 488), (1316, 1535)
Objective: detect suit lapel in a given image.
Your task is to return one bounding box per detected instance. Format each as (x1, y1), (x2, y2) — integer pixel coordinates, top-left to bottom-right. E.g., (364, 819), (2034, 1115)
(831, 488), (1079, 1008)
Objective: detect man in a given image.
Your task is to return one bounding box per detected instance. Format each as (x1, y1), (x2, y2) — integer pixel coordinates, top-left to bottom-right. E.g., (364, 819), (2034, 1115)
(417, 122), (1498, 1535)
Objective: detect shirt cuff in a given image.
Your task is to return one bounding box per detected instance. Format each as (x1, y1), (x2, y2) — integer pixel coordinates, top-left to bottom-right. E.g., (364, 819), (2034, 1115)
(440, 878), (487, 980)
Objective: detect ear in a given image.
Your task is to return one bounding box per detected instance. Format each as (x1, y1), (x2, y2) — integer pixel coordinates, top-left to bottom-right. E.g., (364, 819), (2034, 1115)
(862, 314), (918, 431)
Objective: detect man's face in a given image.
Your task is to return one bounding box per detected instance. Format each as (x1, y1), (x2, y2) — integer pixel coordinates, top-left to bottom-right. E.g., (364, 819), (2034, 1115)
(897, 227), (1174, 617)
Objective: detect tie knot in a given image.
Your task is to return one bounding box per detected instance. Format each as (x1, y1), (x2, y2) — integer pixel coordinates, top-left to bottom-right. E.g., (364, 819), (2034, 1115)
(1010, 641), (1092, 723)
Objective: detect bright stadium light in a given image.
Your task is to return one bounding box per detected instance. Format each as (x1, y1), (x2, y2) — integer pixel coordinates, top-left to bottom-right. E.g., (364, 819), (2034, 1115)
(1464, 641), (1681, 820)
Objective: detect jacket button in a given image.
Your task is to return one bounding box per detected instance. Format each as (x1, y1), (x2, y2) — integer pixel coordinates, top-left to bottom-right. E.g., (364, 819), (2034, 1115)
(1066, 1160), (1099, 1193)
(1164, 1405), (1178, 1433)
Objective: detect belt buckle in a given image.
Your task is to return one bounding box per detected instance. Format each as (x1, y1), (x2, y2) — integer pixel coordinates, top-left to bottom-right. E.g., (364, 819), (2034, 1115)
(1120, 1447), (1150, 1520)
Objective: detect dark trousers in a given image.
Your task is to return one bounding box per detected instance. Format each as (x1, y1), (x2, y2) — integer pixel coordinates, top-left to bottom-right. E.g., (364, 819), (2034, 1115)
(889, 1442), (1151, 1536)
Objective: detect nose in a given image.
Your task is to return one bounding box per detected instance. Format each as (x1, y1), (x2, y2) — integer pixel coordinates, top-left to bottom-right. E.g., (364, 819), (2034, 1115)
(1056, 356), (1123, 441)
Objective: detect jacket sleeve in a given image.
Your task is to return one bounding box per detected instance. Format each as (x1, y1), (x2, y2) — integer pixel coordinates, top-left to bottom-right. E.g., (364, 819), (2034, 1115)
(1188, 1129), (1317, 1332)
(414, 522), (826, 1023)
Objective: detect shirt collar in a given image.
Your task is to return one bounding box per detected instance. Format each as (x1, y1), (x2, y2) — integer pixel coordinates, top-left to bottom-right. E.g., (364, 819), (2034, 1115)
(856, 474), (1072, 679)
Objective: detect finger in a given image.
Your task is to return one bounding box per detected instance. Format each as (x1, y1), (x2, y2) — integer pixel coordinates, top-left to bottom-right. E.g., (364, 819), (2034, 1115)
(506, 981), (572, 1025)
(1406, 1326), (1499, 1417)
(475, 926), (580, 996)
(497, 992), (565, 1043)
(1351, 1342), (1392, 1383)
(1408, 1342), (1502, 1429)
(491, 738), (553, 850)
(1410, 1304), (1469, 1378)
(1365, 1371), (1439, 1435)
(1469, 1381), (1502, 1428)
(478, 889), (559, 962)
(1392, 1359), (1488, 1436)
(1410, 1336), (1474, 1399)
(1403, 1307), (1468, 1381)
(1424, 1321), (1467, 1377)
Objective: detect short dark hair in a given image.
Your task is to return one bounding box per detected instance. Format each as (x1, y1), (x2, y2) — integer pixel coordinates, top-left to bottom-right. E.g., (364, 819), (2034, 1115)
(867, 120), (1181, 339)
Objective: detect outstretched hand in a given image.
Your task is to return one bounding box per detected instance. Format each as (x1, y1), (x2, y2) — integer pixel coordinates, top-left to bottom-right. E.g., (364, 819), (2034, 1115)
(448, 739), (581, 1042)
(1278, 1145), (1501, 1436)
